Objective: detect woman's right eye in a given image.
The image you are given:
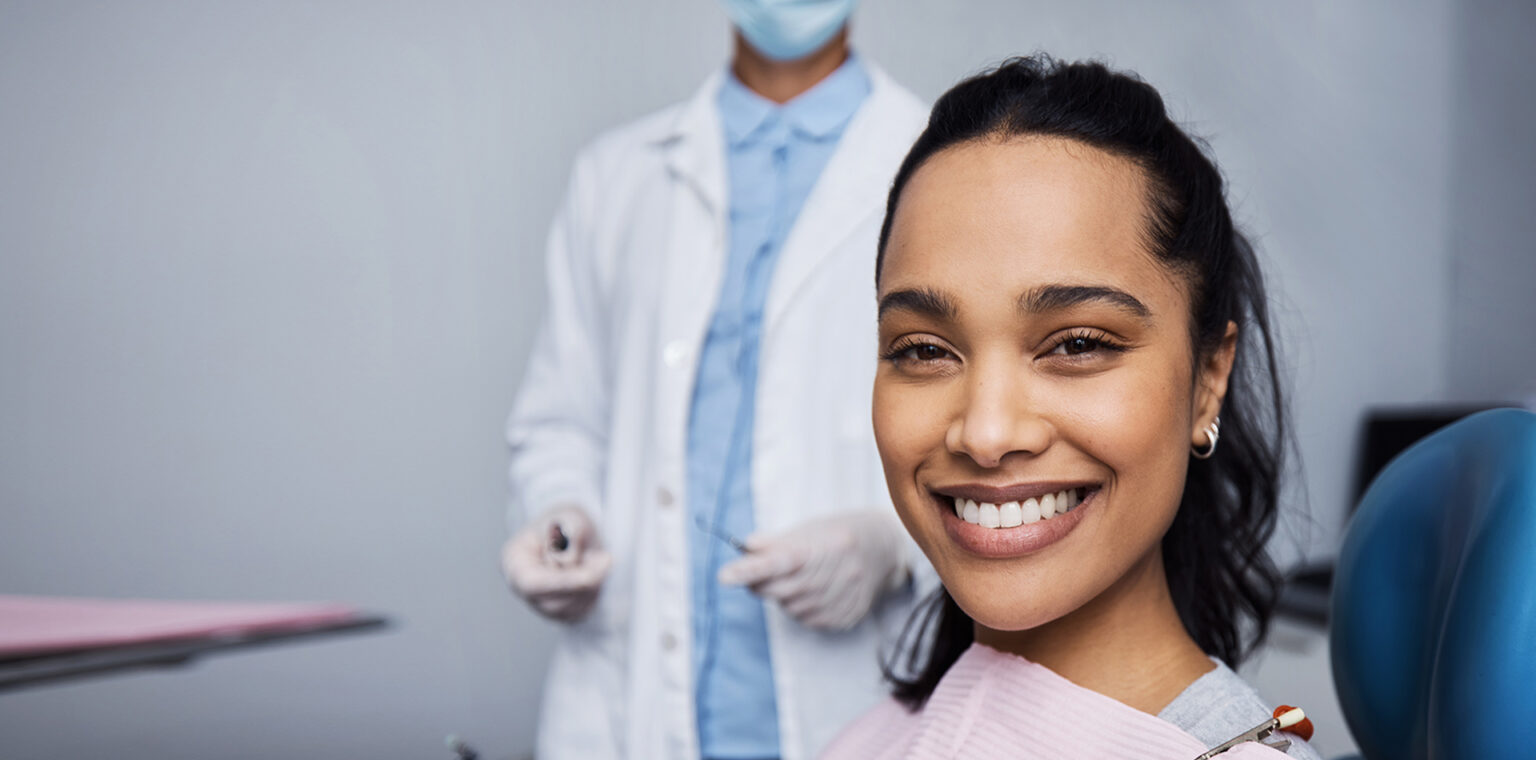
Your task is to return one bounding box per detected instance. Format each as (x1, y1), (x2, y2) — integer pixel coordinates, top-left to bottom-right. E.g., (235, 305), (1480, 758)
(905, 344), (950, 362)
(883, 341), (954, 365)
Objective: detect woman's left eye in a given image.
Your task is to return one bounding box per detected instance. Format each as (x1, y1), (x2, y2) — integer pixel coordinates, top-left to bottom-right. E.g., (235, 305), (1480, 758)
(1046, 331), (1123, 358)
(1062, 336), (1098, 354)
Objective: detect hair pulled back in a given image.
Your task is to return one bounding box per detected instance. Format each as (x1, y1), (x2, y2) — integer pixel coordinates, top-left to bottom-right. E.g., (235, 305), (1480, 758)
(878, 56), (1288, 709)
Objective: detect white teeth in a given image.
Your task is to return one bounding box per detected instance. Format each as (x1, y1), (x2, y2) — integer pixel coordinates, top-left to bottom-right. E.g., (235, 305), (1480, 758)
(953, 491), (1090, 529)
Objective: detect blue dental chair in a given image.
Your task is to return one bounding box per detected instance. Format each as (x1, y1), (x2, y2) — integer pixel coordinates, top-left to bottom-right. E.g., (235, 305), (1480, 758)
(1330, 408), (1536, 759)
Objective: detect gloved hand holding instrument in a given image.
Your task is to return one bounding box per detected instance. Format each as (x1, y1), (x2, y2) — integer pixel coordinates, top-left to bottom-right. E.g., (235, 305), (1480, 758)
(502, 504), (612, 623)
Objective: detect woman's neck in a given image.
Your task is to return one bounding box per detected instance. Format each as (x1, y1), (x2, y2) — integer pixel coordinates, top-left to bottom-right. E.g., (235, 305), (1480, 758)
(730, 28), (850, 104)
(973, 550), (1215, 715)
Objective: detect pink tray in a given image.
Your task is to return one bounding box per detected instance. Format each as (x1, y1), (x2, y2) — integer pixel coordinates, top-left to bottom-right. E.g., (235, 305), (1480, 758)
(0, 595), (364, 658)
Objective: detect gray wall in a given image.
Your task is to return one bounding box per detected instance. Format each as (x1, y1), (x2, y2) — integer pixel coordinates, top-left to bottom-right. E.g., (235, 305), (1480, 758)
(1446, 0), (1536, 403)
(0, 1), (1522, 758)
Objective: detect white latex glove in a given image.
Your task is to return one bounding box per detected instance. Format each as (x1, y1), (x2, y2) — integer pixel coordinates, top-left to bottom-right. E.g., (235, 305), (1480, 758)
(717, 510), (910, 631)
(502, 504), (612, 623)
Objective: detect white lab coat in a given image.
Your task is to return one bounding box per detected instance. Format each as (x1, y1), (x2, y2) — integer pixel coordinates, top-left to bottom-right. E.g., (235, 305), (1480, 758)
(507, 62), (931, 760)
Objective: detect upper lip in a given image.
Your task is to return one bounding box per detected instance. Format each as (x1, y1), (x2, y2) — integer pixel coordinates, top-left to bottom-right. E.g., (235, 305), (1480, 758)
(933, 481), (1099, 505)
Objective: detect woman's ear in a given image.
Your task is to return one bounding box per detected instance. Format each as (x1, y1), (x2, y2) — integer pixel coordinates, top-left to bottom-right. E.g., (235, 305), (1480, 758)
(1192, 321), (1238, 445)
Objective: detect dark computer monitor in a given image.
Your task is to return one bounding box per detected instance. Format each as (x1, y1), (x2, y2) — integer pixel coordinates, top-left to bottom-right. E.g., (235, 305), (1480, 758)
(1351, 406), (1511, 507)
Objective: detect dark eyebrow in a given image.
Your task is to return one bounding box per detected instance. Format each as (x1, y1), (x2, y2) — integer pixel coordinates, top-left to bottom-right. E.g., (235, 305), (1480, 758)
(878, 287), (958, 322)
(1019, 284), (1151, 321)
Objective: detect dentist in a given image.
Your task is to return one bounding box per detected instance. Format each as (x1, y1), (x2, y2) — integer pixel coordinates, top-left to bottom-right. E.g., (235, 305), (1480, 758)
(501, 2), (930, 759)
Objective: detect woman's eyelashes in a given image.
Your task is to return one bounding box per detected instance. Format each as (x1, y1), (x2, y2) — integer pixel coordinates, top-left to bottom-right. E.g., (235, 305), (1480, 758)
(880, 328), (1128, 376)
(1043, 329), (1127, 360)
(881, 337), (958, 372)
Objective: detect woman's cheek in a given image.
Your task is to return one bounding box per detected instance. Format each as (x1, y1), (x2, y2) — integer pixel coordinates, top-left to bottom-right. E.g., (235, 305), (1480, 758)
(873, 379), (941, 510)
(873, 377), (927, 458)
(1053, 362), (1187, 457)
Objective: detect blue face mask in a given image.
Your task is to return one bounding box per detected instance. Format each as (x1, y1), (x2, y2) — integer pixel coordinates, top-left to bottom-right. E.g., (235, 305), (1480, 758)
(718, 0), (859, 62)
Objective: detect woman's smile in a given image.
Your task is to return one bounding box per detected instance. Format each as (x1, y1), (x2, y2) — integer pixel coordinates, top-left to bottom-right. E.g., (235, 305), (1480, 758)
(928, 483), (1099, 557)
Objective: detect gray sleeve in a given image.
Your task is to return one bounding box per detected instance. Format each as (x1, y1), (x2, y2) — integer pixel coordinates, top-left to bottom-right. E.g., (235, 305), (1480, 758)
(1159, 661), (1324, 760)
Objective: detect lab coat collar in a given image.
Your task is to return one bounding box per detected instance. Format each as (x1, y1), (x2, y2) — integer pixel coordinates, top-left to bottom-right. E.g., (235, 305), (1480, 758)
(656, 59), (923, 333)
(656, 71), (729, 218)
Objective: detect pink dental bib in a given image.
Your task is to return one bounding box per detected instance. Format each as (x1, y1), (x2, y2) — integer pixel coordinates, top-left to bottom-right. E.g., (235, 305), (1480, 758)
(820, 644), (1289, 760)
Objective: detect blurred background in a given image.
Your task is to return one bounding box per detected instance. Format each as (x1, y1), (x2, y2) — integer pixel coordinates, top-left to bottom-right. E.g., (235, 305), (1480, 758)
(1, 1), (1532, 757)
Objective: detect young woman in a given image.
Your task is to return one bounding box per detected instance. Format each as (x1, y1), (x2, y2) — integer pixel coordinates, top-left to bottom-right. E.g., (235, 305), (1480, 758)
(822, 57), (1321, 758)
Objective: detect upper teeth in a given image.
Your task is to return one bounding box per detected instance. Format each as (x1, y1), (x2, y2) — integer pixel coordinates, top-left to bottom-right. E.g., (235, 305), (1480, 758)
(954, 489), (1083, 528)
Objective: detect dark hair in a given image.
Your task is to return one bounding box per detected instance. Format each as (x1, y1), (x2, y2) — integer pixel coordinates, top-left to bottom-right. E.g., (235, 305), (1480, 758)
(878, 56), (1288, 710)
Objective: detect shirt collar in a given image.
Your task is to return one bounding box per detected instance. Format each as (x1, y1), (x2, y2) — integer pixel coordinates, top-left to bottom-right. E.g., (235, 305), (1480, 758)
(717, 53), (871, 147)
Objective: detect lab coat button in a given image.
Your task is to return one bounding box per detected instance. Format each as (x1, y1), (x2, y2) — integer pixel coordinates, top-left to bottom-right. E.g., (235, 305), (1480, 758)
(661, 632), (678, 651)
(657, 487), (675, 508)
(663, 340), (689, 368)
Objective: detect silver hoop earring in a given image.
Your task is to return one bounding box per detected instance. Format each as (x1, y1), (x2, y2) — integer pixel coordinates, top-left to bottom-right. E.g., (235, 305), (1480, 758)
(1192, 416), (1221, 460)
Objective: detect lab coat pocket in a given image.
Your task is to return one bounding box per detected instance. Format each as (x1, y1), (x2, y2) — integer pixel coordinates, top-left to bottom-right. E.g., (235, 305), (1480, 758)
(539, 629), (625, 759)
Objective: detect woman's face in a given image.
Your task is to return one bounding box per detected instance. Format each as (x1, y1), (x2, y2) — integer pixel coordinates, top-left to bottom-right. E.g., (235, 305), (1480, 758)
(873, 137), (1231, 634)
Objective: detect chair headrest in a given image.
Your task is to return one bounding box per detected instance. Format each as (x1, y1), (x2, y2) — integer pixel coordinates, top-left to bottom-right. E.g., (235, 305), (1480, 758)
(1330, 408), (1536, 759)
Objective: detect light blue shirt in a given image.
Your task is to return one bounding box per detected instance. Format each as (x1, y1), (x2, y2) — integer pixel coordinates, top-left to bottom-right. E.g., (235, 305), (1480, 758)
(686, 57), (871, 760)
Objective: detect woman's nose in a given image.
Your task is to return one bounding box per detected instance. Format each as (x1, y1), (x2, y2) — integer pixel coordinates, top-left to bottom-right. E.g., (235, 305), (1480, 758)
(944, 367), (1052, 468)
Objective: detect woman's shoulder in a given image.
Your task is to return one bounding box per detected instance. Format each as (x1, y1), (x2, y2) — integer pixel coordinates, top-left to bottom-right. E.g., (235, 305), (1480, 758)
(1159, 659), (1323, 760)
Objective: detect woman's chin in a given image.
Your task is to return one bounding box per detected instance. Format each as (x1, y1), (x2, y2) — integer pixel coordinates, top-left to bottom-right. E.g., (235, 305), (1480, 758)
(946, 582), (1067, 637)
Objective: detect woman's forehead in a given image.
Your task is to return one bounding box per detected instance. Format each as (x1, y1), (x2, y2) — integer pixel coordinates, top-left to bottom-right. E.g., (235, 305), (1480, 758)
(879, 137), (1182, 310)
(888, 137), (1152, 263)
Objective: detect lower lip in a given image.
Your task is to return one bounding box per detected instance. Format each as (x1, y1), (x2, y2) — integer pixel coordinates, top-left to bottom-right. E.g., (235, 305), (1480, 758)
(939, 490), (1096, 558)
